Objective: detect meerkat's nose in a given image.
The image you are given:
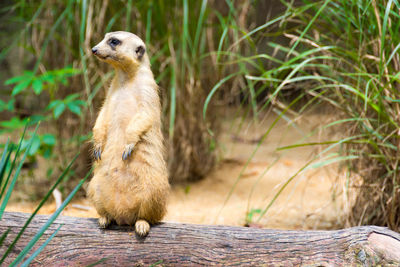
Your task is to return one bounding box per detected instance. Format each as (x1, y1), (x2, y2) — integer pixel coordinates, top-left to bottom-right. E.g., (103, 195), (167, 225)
(91, 47), (98, 54)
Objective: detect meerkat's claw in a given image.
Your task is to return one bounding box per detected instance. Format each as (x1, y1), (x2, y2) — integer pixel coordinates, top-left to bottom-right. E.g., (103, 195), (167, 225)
(93, 144), (102, 161)
(135, 219), (150, 237)
(98, 216), (111, 228)
(122, 143), (135, 160)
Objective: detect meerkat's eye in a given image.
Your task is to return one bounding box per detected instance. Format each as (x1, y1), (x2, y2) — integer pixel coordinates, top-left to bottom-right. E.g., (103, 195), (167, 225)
(109, 38), (121, 46)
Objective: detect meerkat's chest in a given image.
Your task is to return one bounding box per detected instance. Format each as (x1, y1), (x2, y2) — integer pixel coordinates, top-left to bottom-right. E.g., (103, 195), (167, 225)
(107, 89), (139, 124)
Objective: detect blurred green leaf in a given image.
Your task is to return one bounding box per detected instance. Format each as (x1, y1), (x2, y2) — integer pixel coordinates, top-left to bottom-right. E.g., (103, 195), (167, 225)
(47, 100), (62, 110)
(184, 185), (191, 194)
(67, 102), (81, 115)
(5, 75), (26, 85)
(53, 102), (66, 118)
(0, 99), (14, 112)
(0, 117), (28, 131)
(12, 79), (31, 96)
(73, 100), (86, 106)
(28, 115), (46, 125)
(0, 100), (6, 112)
(5, 72), (33, 85)
(6, 99), (15, 111)
(28, 135), (41, 156)
(46, 167), (53, 178)
(42, 134), (56, 145)
(32, 79), (43, 94)
(47, 94), (85, 118)
(43, 148), (52, 159)
(64, 93), (79, 102)
(41, 73), (55, 84)
(246, 208), (262, 223)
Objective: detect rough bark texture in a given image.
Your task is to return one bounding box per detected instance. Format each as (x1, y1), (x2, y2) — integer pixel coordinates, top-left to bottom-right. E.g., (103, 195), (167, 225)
(1, 212), (400, 266)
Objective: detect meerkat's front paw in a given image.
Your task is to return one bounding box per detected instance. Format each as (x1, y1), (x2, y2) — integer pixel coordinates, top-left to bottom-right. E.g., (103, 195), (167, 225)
(98, 216), (111, 228)
(122, 143), (136, 160)
(135, 219), (150, 237)
(93, 143), (103, 161)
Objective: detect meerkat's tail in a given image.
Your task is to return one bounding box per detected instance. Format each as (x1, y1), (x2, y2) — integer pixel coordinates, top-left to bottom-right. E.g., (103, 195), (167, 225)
(135, 219), (150, 237)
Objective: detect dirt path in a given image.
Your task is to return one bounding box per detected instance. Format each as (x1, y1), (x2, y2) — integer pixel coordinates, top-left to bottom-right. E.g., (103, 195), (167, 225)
(6, 112), (347, 229)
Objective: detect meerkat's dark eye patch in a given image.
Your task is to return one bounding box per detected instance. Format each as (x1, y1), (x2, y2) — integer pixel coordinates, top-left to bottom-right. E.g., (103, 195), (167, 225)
(135, 45), (145, 60)
(108, 38), (121, 49)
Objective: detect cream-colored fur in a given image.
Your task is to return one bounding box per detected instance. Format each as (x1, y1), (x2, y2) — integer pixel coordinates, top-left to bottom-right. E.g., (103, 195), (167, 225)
(87, 31), (169, 236)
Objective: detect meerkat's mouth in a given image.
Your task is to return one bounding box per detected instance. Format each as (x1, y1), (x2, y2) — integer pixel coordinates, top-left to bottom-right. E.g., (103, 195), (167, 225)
(96, 54), (109, 60)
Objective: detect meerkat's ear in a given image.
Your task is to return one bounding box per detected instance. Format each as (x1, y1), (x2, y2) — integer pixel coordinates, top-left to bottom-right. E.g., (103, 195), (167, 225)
(135, 45), (145, 60)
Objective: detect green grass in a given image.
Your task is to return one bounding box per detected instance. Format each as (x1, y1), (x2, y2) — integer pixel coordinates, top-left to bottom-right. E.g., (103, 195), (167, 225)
(205, 0), (400, 229)
(0, 123), (89, 264)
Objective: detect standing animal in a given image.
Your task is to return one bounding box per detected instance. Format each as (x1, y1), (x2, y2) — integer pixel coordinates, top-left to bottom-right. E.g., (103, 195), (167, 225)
(87, 31), (169, 236)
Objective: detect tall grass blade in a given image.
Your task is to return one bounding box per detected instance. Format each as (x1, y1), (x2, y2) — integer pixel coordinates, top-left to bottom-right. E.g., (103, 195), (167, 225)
(85, 258), (109, 267)
(203, 72), (241, 121)
(287, 0), (331, 57)
(20, 224), (63, 267)
(125, 0), (132, 31)
(181, 0), (189, 79)
(32, 0), (72, 74)
(105, 11), (123, 32)
(0, 139), (11, 189)
(0, 0), (47, 62)
(169, 66), (176, 138)
(145, 1), (153, 44)
(379, 0), (393, 77)
(193, 0), (207, 53)
(306, 155), (359, 170)
(149, 260), (164, 267)
(0, 153), (79, 264)
(229, 13), (290, 51)
(10, 168), (93, 266)
(216, 25), (228, 63)
(0, 125), (28, 202)
(79, 0), (92, 112)
(0, 228), (10, 247)
(256, 136), (362, 223)
(0, 123), (39, 219)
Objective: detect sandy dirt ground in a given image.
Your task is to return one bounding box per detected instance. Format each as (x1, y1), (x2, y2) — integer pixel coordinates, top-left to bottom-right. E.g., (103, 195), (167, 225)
(6, 112), (348, 230)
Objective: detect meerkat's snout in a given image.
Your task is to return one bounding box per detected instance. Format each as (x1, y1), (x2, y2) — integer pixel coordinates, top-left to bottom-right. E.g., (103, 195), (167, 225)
(91, 47), (98, 54)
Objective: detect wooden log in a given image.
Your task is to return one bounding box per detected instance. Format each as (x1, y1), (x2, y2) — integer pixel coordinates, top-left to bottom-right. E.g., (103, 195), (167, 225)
(1, 212), (400, 266)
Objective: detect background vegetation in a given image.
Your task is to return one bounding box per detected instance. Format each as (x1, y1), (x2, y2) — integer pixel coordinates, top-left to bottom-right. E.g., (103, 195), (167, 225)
(1, 0), (400, 235)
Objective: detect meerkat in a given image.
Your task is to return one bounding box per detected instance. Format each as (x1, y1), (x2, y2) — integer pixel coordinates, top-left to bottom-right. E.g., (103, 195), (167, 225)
(87, 31), (169, 237)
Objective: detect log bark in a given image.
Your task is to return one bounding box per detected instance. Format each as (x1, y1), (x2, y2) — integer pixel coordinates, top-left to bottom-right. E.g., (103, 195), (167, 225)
(1, 212), (400, 266)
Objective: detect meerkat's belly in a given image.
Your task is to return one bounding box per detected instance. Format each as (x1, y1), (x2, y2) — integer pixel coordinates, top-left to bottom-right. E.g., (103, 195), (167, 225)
(91, 91), (162, 223)
(90, 162), (146, 223)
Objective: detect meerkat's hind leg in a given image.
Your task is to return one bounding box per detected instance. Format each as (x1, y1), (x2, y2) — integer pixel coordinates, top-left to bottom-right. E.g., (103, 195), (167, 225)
(98, 216), (111, 229)
(122, 143), (136, 160)
(135, 219), (150, 237)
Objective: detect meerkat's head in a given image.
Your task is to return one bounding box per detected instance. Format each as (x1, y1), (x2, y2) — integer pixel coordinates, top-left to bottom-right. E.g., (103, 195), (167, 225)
(92, 31), (148, 70)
